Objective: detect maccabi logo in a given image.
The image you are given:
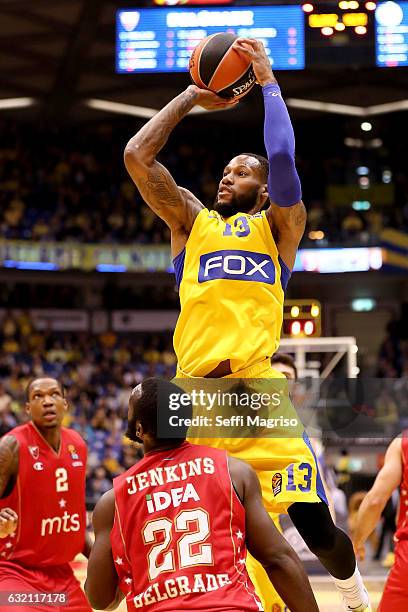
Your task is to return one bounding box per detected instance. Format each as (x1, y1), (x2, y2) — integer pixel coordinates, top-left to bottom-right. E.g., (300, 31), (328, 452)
(120, 11), (140, 32)
(198, 250), (275, 284)
(272, 472), (282, 497)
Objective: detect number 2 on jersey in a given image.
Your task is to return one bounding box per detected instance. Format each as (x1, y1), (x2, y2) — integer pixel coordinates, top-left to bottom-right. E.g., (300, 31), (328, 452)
(143, 509), (213, 581)
(55, 467), (69, 492)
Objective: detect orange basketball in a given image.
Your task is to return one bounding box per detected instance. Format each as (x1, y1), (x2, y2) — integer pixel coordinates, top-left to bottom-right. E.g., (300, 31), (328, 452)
(189, 32), (256, 100)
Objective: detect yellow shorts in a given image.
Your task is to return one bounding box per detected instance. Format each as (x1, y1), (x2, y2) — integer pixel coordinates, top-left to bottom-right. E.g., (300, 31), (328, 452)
(177, 358), (327, 514)
(246, 513), (287, 612)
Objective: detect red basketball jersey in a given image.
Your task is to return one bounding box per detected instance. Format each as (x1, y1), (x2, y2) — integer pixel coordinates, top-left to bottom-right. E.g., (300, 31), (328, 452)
(395, 431), (408, 542)
(111, 441), (263, 612)
(0, 422), (87, 567)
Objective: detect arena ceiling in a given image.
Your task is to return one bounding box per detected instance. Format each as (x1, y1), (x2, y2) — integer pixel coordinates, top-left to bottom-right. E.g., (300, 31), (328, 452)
(1, 0), (408, 123)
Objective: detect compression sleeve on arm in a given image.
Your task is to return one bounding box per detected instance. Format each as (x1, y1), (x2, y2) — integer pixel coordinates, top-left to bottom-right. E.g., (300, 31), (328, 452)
(263, 83), (302, 207)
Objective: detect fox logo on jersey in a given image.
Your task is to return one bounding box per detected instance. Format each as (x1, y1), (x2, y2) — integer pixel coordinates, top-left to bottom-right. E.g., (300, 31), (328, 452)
(272, 473), (282, 497)
(198, 250), (276, 285)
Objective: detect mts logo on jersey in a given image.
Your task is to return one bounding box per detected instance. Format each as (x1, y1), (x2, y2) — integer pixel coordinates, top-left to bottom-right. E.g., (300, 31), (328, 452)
(198, 250), (275, 285)
(41, 512), (80, 536)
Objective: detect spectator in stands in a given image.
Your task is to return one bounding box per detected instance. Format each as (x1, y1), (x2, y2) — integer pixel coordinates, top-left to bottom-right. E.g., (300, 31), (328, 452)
(0, 119), (402, 246)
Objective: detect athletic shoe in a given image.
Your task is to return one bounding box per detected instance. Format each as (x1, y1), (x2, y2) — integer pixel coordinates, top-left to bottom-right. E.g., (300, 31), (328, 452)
(342, 589), (372, 611)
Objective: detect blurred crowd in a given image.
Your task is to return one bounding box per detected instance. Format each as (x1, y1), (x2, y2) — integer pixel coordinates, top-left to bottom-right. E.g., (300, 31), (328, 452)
(0, 119), (407, 247)
(0, 309), (407, 504)
(0, 311), (176, 505)
(0, 282), (179, 309)
(378, 317), (408, 379)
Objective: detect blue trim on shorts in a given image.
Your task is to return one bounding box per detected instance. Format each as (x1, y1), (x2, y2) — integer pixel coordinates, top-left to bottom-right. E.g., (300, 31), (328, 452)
(302, 431), (328, 505)
(173, 248), (186, 288)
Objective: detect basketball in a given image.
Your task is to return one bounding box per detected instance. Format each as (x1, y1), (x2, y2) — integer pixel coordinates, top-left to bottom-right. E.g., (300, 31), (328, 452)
(189, 32), (256, 99)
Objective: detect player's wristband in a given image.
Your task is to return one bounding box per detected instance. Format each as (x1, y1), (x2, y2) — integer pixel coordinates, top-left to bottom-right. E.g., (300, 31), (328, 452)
(263, 84), (302, 207)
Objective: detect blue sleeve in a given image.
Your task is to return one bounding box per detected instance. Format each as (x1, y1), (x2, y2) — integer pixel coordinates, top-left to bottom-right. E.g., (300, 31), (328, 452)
(263, 83), (302, 207)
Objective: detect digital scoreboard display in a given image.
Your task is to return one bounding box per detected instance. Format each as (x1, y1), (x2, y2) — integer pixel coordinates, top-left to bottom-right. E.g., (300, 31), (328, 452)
(305, 1), (375, 67)
(116, 6), (305, 73)
(375, 1), (408, 66)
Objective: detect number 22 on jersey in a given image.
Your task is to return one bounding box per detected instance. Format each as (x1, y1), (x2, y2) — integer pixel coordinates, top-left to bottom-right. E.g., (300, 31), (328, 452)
(143, 509), (213, 580)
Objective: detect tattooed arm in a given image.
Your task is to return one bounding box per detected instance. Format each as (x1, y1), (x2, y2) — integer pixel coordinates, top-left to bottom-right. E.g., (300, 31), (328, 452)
(0, 435), (19, 538)
(0, 435), (18, 499)
(266, 202), (306, 270)
(124, 85), (237, 254)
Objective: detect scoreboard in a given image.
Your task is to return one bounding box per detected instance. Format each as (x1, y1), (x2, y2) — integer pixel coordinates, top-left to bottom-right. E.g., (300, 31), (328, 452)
(116, 6), (305, 73)
(375, 1), (408, 66)
(116, 3), (408, 73)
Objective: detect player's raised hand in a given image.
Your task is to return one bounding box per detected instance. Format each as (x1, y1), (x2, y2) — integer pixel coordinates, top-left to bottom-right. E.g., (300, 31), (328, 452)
(187, 84), (239, 111)
(0, 507), (18, 538)
(232, 38), (276, 87)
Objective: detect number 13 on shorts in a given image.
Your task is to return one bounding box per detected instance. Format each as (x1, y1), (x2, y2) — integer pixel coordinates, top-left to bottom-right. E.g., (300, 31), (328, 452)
(272, 462), (313, 497)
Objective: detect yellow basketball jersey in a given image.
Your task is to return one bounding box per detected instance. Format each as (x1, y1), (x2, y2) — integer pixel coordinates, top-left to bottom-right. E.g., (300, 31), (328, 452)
(173, 208), (291, 376)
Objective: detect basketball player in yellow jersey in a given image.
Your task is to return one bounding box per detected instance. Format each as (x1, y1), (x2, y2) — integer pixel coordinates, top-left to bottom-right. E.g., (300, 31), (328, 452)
(124, 38), (370, 612)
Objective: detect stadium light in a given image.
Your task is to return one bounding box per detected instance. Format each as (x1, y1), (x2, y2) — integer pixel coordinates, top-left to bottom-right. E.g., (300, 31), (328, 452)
(86, 98), (228, 118)
(352, 200), (371, 210)
(283, 299), (322, 338)
(291, 321), (301, 336)
(89, 97), (408, 120)
(311, 304), (320, 318)
(287, 98), (408, 117)
(368, 138), (382, 148)
(304, 321), (315, 336)
(367, 100), (408, 115)
(356, 166), (369, 175)
(286, 99), (365, 116)
(0, 97), (36, 110)
(308, 230), (325, 240)
(382, 170), (392, 183)
(87, 99), (157, 118)
(351, 298), (376, 311)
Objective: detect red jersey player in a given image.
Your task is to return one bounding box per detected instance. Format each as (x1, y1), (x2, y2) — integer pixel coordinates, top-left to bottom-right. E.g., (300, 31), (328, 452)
(85, 377), (318, 611)
(353, 432), (408, 611)
(0, 377), (92, 612)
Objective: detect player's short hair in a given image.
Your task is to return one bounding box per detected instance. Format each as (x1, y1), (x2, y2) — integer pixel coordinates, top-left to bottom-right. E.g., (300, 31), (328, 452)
(271, 353), (298, 379)
(130, 377), (192, 444)
(240, 152), (269, 183)
(25, 377), (65, 402)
